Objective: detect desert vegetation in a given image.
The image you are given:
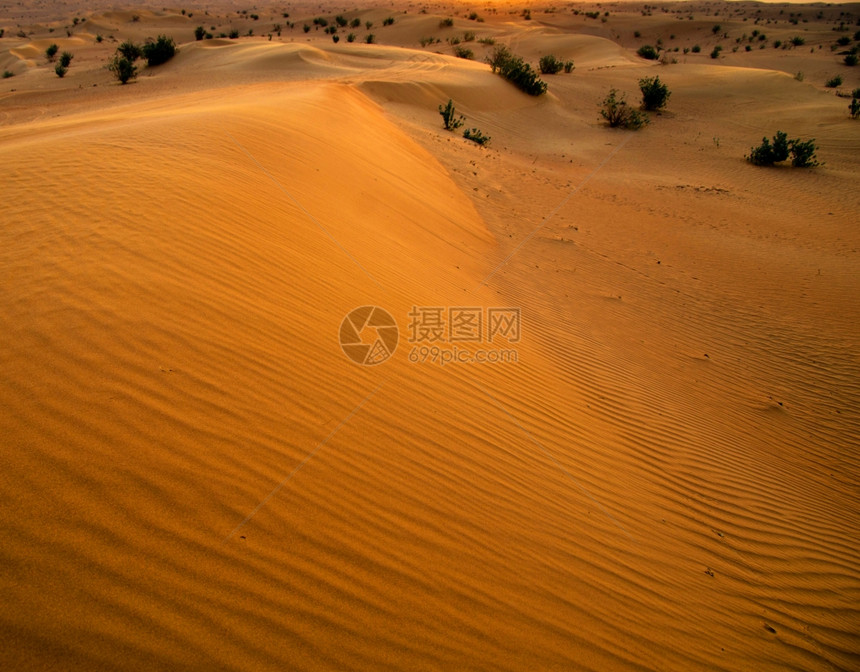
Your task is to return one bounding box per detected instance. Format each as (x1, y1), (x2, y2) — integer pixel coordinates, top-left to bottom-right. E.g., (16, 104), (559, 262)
(487, 45), (547, 96)
(747, 131), (819, 167)
(600, 89), (647, 129)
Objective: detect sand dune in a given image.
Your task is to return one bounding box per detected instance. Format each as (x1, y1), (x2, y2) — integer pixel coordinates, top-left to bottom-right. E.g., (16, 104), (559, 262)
(1, 2), (859, 671)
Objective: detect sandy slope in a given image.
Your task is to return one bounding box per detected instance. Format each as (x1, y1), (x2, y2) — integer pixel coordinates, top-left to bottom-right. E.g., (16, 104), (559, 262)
(1, 2), (859, 671)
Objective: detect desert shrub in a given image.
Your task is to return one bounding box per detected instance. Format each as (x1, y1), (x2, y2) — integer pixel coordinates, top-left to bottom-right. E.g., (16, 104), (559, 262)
(347, 33), (356, 43)
(108, 55), (137, 84)
(194, 26), (205, 40)
(463, 31), (476, 42)
(826, 74), (843, 87)
(142, 35), (176, 66)
(691, 44), (701, 53)
(849, 96), (860, 119)
(478, 37), (495, 46)
(795, 71), (804, 81)
(639, 76), (670, 110)
(637, 45), (659, 60)
(712, 24), (721, 34)
(2, 70), (13, 78)
(59, 51), (73, 67)
(117, 40), (142, 61)
(383, 17), (395, 26)
(711, 45), (723, 59)
(55, 64), (66, 78)
(313, 17), (328, 27)
(365, 21), (373, 30)
(46, 44), (59, 61)
(539, 54), (564, 74)
(440, 18), (454, 28)
(365, 33), (375, 44)
(600, 89), (647, 129)
(439, 99), (465, 130)
(790, 35), (805, 47)
(96, 34), (103, 43)
(773, 40), (782, 49)
(486, 45), (547, 96)
(454, 45), (473, 59)
(0, 29), (4, 38)
(450, 36), (460, 45)
(335, 15), (348, 27)
(745, 45), (752, 52)
(634, 30), (641, 38)
(790, 139), (819, 167)
(350, 18), (361, 28)
(463, 128), (490, 145)
(747, 131), (817, 167)
(564, 60), (574, 73)
(419, 36), (434, 47)
(836, 36), (852, 46)
(468, 12), (480, 21)
(332, 34), (339, 43)
(845, 53), (859, 66)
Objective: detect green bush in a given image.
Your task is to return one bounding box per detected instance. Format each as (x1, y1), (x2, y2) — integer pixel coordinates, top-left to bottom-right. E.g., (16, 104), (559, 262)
(639, 76), (670, 110)
(46, 43), (59, 61)
(108, 55), (137, 84)
(350, 18), (360, 28)
(383, 17), (395, 26)
(142, 35), (176, 66)
(790, 36), (805, 47)
(691, 44), (701, 53)
(439, 99), (465, 130)
(826, 75), (843, 88)
(845, 53), (859, 66)
(486, 45), (547, 96)
(637, 45), (659, 60)
(849, 96), (860, 119)
(463, 128), (490, 145)
(54, 64), (67, 78)
(563, 60), (574, 73)
(747, 131), (818, 167)
(302, 25), (310, 34)
(2, 70), (13, 78)
(789, 139), (818, 167)
(600, 89), (647, 129)
(453, 46), (473, 59)
(440, 18), (454, 28)
(194, 26), (205, 40)
(710, 45), (722, 59)
(59, 51), (73, 68)
(117, 40), (142, 61)
(365, 33), (375, 44)
(347, 33), (356, 43)
(539, 54), (564, 74)
(335, 15), (348, 27)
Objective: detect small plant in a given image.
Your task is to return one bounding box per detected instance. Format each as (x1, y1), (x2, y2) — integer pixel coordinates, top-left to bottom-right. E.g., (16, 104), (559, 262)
(487, 45), (547, 96)
(335, 15), (348, 27)
(634, 30), (641, 38)
(440, 18), (454, 28)
(845, 53), (859, 66)
(439, 99), (465, 130)
(849, 96), (860, 119)
(463, 128), (490, 145)
(463, 31), (475, 42)
(194, 25), (205, 40)
(600, 89), (647, 129)
(383, 17), (395, 27)
(539, 54), (564, 74)
(790, 35), (805, 47)
(826, 74), (843, 88)
(46, 43), (59, 61)
(108, 55), (137, 84)
(302, 25), (310, 34)
(794, 71), (804, 81)
(691, 44), (701, 53)
(96, 34), (103, 43)
(142, 35), (176, 66)
(350, 18), (360, 28)
(748, 131), (789, 165)
(712, 24), (721, 34)
(564, 60), (574, 73)
(117, 41), (143, 61)
(347, 33), (356, 43)
(454, 46), (473, 59)
(789, 139), (819, 167)
(637, 45), (659, 60)
(639, 76), (670, 110)
(710, 45), (723, 59)
(365, 33), (375, 44)
(747, 131), (818, 167)
(365, 21), (373, 30)
(2, 70), (13, 78)
(478, 37), (495, 46)
(59, 51), (73, 68)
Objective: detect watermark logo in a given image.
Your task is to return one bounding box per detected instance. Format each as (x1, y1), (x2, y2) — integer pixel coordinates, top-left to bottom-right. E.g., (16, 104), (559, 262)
(339, 306), (399, 366)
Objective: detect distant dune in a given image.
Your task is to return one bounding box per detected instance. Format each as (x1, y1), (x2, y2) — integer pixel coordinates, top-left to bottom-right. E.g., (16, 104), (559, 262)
(1, 2), (859, 671)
